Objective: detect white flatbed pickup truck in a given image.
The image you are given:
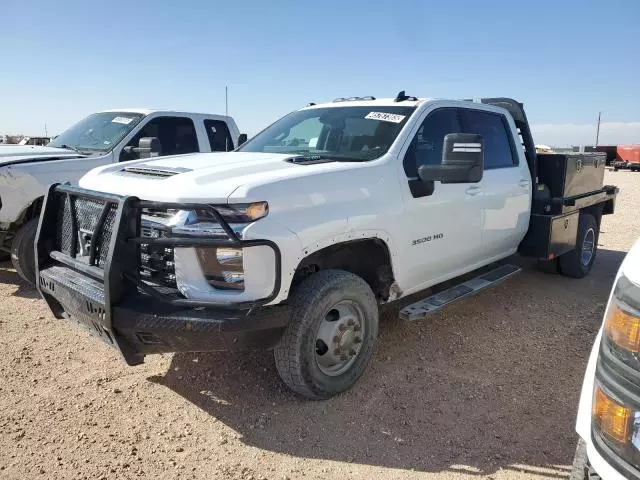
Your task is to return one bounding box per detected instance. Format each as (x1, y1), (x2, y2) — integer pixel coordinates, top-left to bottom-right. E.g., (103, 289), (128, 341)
(0, 109), (245, 283)
(34, 93), (618, 399)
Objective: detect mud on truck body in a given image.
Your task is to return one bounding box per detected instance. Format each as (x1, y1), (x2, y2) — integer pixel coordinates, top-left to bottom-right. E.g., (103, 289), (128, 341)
(34, 93), (618, 399)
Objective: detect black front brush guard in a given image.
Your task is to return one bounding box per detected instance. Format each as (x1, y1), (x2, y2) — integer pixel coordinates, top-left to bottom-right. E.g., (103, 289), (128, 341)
(36, 183), (283, 311)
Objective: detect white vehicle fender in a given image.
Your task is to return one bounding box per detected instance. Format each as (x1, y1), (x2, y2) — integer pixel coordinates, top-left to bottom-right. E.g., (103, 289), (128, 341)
(1, 153), (113, 226)
(282, 226), (398, 299)
(249, 221), (397, 303)
(241, 217), (305, 303)
(0, 167), (44, 225)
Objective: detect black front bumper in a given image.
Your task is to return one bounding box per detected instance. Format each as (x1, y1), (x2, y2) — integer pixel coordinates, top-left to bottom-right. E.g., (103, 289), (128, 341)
(35, 184), (288, 366)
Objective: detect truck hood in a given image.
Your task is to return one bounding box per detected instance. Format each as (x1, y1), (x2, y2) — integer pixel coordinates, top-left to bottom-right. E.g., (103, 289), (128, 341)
(0, 145), (86, 167)
(79, 151), (353, 203)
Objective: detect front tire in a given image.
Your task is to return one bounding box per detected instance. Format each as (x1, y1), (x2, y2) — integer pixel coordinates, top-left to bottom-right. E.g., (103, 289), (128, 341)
(11, 218), (38, 285)
(559, 213), (598, 278)
(274, 269), (379, 400)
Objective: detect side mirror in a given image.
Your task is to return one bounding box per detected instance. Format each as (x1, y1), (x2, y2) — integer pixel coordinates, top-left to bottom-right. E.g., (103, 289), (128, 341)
(137, 137), (161, 158)
(237, 133), (248, 146)
(123, 137), (162, 159)
(418, 133), (483, 184)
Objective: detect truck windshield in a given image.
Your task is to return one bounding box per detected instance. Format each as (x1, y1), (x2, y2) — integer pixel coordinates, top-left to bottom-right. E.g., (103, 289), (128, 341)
(48, 112), (145, 153)
(237, 105), (416, 161)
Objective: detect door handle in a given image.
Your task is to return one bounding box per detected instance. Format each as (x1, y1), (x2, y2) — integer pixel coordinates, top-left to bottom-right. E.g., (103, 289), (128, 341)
(519, 179), (530, 188)
(465, 186), (482, 196)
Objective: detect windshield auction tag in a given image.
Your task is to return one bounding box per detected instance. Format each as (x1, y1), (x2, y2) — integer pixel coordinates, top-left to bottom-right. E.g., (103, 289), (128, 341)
(112, 116), (134, 125)
(365, 112), (406, 123)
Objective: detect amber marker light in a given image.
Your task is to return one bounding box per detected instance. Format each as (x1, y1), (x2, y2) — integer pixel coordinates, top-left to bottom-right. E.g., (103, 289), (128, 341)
(604, 302), (640, 353)
(593, 385), (632, 444)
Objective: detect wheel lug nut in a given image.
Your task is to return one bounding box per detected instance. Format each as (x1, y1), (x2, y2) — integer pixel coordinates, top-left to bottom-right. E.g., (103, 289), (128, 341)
(353, 326), (361, 332)
(347, 319), (355, 326)
(340, 354), (348, 361)
(349, 349), (356, 356)
(333, 335), (340, 344)
(338, 324), (347, 332)
(354, 337), (362, 344)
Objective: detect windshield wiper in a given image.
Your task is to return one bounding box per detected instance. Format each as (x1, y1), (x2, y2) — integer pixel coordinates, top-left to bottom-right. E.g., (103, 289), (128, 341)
(286, 154), (372, 165)
(56, 144), (85, 155)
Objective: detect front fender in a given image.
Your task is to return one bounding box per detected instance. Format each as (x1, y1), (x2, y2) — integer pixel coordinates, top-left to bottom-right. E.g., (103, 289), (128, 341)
(0, 167), (45, 226)
(277, 225), (399, 304)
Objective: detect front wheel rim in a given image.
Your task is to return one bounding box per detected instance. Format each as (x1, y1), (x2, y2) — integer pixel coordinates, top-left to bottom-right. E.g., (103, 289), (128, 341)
(581, 228), (595, 266)
(314, 300), (366, 377)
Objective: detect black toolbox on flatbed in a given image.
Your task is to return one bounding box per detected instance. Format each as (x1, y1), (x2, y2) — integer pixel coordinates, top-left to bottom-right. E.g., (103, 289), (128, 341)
(537, 152), (606, 199)
(519, 152), (617, 260)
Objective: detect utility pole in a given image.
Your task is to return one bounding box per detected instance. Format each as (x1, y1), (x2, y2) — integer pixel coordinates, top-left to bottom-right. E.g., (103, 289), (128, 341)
(45, 123), (48, 137)
(225, 86), (229, 151)
(595, 111), (601, 147)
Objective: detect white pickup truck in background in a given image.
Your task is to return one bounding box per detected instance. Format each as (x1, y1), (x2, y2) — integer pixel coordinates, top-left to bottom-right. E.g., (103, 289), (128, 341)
(0, 109), (245, 282)
(34, 93), (619, 399)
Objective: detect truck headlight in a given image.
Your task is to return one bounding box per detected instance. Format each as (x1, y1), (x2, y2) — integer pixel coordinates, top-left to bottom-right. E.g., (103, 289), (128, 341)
(168, 202), (267, 291)
(188, 202), (268, 226)
(170, 202), (268, 236)
(604, 274), (640, 355)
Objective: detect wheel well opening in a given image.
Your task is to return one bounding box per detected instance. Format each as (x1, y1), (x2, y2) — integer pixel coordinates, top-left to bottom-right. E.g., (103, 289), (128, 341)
(1, 197), (44, 250)
(24, 197), (44, 223)
(292, 239), (395, 301)
(581, 203), (604, 228)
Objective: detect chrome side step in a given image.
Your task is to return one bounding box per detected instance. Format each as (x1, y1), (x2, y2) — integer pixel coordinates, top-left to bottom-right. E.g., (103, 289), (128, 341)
(399, 264), (521, 321)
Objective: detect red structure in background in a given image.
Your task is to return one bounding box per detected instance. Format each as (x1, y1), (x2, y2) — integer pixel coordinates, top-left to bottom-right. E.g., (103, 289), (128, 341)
(613, 145), (640, 171)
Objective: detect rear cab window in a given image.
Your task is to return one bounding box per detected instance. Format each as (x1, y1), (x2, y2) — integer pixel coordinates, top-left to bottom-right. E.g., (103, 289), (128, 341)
(460, 109), (517, 169)
(204, 119), (233, 152)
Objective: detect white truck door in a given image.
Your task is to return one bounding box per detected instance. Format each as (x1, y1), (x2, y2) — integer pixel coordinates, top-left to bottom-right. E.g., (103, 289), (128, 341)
(397, 107), (485, 290)
(460, 109), (531, 259)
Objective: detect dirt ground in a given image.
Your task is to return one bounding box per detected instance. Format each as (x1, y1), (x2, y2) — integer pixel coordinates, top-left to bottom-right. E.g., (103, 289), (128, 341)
(1, 170), (639, 480)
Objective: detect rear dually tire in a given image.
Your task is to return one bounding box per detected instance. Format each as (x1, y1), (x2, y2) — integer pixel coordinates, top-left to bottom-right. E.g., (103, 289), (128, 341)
(559, 213), (598, 279)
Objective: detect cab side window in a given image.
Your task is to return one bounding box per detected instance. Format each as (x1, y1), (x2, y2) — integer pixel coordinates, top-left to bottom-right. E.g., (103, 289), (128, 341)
(404, 108), (461, 178)
(460, 110), (516, 169)
(119, 116), (199, 162)
(204, 119), (233, 152)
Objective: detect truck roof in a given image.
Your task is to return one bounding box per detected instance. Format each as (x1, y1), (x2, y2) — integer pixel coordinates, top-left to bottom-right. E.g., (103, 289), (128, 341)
(302, 97), (430, 110)
(98, 108), (234, 121)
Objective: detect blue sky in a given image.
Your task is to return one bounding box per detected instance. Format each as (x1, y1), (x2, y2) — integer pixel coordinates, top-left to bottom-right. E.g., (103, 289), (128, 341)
(1, 0), (639, 145)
